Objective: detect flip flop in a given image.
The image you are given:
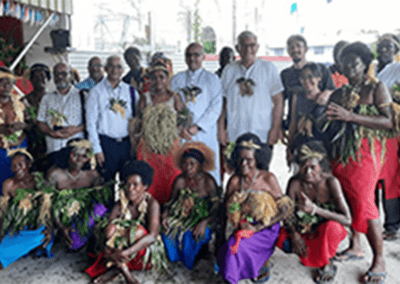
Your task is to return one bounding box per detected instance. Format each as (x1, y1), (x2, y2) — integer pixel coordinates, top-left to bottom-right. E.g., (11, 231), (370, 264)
(364, 271), (387, 284)
(315, 264), (337, 284)
(334, 251), (364, 262)
(383, 230), (398, 241)
(251, 266), (270, 283)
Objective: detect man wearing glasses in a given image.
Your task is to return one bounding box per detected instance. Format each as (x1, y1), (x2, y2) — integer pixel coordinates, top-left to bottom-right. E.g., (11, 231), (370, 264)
(37, 63), (85, 154)
(218, 31), (284, 162)
(171, 42), (223, 186)
(75, 56), (104, 91)
(86, 56), (139, 182)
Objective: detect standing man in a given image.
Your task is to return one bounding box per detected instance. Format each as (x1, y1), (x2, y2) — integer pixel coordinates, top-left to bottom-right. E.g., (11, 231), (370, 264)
(280, 35), (335, 130)
(218, 31), (284, 160)
(75, 56), (104, 91)
(37, 63), (85, 155)
(122, 46), (149, 95)
(171, 43), (223, 186)
(86, 55), (139, 182)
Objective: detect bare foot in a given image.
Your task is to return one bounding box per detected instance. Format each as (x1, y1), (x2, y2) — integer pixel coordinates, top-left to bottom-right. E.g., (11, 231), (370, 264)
(120, 263), (140, 284)
(93, 268), (120, 284)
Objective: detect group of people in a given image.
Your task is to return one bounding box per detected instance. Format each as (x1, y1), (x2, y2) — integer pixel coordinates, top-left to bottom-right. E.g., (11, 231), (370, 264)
(0, 29), (399, 284)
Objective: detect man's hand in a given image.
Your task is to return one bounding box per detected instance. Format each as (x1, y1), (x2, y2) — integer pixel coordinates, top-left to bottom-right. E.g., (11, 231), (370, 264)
(51, 129), (70, 139)
(180, 128), (192, 140)
(188, 125), (199, 136)
(218, 128), (229, 146)
(96, 152), (105, 167)
(267, 127), (282, 145)
(192, 219), (208, 240)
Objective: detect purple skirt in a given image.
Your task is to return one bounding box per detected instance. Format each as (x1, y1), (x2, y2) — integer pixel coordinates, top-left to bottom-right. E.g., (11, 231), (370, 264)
(217, 223), (280, 284)
(70, 203), (108, 250)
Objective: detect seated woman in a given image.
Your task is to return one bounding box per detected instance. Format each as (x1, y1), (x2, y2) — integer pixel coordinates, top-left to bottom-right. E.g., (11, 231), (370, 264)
(47, 139), (108, 252)
(0, 67), (28, 195)
(161, 141), (218, 270)
(287, 63), (329, 165)
(0, 149), (53, 269)
(217, 133), (293, 284)
(86, 160), (166, 284)
(132, 59), (186, 205)
(276, 140), (351, 284)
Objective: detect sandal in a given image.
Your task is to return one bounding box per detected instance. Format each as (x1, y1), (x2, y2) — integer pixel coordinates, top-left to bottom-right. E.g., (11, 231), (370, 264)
(334, 251), (364, 261)
(315, 265), (337, 284)
(251, 266), (270, 283)
(382, 230), (397, 241)
(363, 271), (387, 284)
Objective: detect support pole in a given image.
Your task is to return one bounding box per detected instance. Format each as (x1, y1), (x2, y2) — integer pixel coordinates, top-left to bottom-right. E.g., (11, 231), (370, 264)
(10, 12), (56, 71)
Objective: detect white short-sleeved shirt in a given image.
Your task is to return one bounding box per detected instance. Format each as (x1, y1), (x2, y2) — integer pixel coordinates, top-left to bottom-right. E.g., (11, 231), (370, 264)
(221, 59), (284, 143)
(377, 61), (400, 90)
(37, 87), (84, 154)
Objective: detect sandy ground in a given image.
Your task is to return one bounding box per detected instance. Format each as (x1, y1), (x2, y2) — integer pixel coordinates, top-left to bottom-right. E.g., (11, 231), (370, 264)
(1, 145), (400, 284)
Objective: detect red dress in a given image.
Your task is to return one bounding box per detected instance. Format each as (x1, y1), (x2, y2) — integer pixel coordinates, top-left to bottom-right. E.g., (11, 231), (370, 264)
(276, 220), (347, 268)
(85, 228), (151, 278)
(137, 139), (181, 205)
(331, 138), (383, 234)
(378, 137), (400, 200)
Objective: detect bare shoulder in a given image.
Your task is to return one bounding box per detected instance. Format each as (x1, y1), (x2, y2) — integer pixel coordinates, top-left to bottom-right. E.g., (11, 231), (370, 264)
(261, 170), (283, 197)
(147, 195), (160, 214)
(286, 176), (303, 198)
(325, 174), (342, 192)
(47, 166), (65, 180)
(204, 172), (217, 189)
(173, 174), (186, 188)
(226, 174), (241, 196)
(2, 178), (16, 196)
(261, 170), (279, 186)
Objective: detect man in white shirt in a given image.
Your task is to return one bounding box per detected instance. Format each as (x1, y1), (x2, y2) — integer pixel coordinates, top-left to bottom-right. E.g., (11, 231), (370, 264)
(171, 43), (223, 186)
(86, 55), (139, 181)
(37, 63), (85, 154)
(218, 31), (284, 165)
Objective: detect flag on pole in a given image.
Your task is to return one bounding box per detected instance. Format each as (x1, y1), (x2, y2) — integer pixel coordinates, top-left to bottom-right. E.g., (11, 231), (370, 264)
(290, 3), (298, 14)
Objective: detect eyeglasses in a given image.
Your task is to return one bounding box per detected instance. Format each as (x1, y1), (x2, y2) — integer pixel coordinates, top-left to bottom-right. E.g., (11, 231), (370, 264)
(90, 64), (103, 68)
(54, 71), (69, 77)
(107, 65), (123, 69)
(185, 52), (202, 58)
(239, 43), (257, 49)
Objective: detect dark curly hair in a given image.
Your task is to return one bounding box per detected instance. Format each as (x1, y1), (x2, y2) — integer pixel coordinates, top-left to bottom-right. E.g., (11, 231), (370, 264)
(121, 159), (154, 187)
(230, 133), (272, 172)
(339, 41), (373, 74)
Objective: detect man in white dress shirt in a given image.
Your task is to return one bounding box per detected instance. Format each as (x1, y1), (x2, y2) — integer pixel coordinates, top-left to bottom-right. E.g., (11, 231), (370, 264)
(37, 63), (85, 154)
(86, 55), (139, 181)
(171, 43), (223, 186)
(218, 31), (284, 166)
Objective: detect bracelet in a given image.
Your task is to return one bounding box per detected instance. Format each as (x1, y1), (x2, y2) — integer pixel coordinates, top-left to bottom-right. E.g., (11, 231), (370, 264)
(311, 204), (317, 216)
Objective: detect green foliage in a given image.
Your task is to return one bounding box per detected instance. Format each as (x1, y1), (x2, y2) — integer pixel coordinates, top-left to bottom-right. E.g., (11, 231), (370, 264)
(0, 38), (28, 73)
(203, 41), (216, 54)
(52, 183), (114, 237)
